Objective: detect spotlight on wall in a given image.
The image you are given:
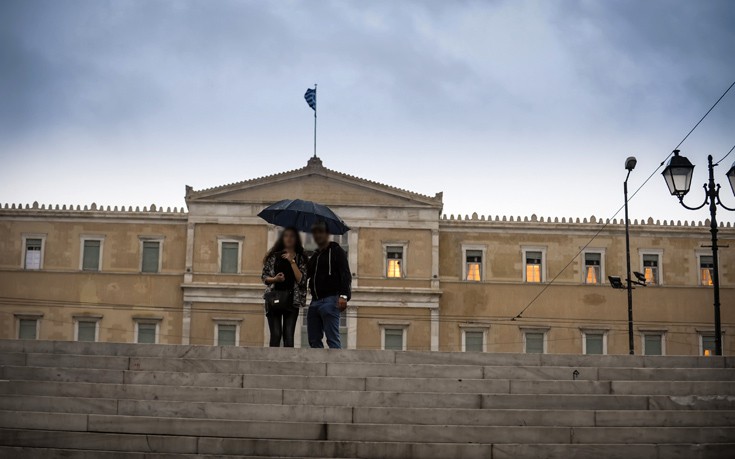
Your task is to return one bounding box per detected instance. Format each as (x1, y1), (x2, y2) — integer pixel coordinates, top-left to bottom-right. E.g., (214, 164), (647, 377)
(608, 276), (624, 289)
(634, 271), (647, 284)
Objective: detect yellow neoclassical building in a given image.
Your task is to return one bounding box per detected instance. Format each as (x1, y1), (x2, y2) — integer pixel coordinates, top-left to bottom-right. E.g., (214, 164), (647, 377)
(1, 157), (733, 355)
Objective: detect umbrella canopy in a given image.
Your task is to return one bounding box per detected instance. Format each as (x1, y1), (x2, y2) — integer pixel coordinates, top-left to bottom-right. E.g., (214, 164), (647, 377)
(257, 199), (350, 235)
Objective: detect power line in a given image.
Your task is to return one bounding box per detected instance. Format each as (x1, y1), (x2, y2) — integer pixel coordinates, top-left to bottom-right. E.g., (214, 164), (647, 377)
(714, 144), (735, 166)
(511, 78), (735, 320)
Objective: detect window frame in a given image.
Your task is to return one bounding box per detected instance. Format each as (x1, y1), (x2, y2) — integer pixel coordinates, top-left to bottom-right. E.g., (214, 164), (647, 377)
(134, 317), (162, 344)
(15, 313), (42, 340)
(382, 241), (408, 279)
(696, 251), (715, 287)
(139, 236), (164, 274)
(638, 249), (663, 286)
(581, 329), (608, 355)
(217, 237), (243, 274)
(581, 248), (605, 285)
(380, 323), (408, 351)
(79, 235), (105, 272)
(73, 315), (102, 342)
(698, 331), (724, 356)
(522, 246), (547, 283)
(521, 327), (549, 354)
(21, 233), (46, 270)
(213, 318), (242, 346)
(640, 330), (666, 356)
(461, 244), (487, 282)
(459, 325), (488, 352)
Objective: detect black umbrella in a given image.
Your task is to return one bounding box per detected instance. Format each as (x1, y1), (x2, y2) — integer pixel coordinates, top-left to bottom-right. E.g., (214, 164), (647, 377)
(257, 199), (350, 235)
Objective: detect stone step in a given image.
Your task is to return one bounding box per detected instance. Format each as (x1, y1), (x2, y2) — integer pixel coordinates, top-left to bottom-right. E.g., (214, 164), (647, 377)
(3, 379), (734, 410)
(6, 365), (734, 396)
(0, 447), (318, 459)
(3, 411), (734, 445)
(6, 394), (733, 427)
(6, 351), (735, 381)
(3, 339), (730, 369)
(3, 430), (734, 459)
(492, 443), (735, 459)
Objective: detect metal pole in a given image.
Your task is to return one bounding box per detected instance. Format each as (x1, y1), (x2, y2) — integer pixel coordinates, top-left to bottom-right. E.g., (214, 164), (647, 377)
(624, 173), (634, 355)
(313, 84), (317, 158)
(706, 155), (723, 356)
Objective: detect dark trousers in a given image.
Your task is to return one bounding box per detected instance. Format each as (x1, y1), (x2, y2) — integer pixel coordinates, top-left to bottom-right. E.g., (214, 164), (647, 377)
(307, 295), (342, 349)
(266, 306), (299, 347)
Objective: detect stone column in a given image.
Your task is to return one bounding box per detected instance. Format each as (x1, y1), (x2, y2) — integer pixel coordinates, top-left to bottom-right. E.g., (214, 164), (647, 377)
(184, 223), (195, 283)
(431, 229), (440, 289)
(348, 228), (359, 288)
(347, 305), (358, 350)
(181, 301), (192, 345)
(430, 308), (439, 351)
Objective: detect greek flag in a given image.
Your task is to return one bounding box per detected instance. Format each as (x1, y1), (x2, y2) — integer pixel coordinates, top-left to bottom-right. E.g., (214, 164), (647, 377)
(304, 88), (316, 111)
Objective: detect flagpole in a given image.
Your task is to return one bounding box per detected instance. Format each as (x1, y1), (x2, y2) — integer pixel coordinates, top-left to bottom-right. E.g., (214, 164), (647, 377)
(313, 83), (317, 158)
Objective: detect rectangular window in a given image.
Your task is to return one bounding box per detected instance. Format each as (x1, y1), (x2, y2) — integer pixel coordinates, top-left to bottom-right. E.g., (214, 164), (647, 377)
(525, 332), (545, 354)
(386, 246), (404, 278)
(141, 241), (161, 273)
(584, 332), (605, 355)
(642, 254), (659, 285)
(699, 255), (714, 286)
(76, 320), (98, 342)
(643, 334), (663, 356)
(701, 334), (717, 356)
(136, 322), (158, 344)
(18, 318), (38, 340)
(24, 238), (43, 270)
(220, 241), (240, 274)
(82, 239), (102, 271)
(584, 252), (602, 284)
(525, 251), (543, 283)
(463, 330), (485, 352)
(383, 328), (405, 351)
(465, 250), (482, 282)
(216, 323), (238, 346)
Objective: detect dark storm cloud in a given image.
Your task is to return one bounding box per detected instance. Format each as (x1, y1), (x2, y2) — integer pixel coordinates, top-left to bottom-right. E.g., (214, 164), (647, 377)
(0, 0), (733, 221)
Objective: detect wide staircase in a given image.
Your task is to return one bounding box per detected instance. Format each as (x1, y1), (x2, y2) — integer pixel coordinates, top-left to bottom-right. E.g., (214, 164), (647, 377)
(0, 340), (733, 458)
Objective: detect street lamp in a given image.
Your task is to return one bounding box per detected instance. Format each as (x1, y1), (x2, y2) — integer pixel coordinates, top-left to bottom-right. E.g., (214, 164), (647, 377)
(661, 150), (735, 356)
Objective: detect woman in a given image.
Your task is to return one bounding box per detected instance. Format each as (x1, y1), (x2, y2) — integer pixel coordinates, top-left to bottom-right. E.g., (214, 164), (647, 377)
(261, 227), (307, 347)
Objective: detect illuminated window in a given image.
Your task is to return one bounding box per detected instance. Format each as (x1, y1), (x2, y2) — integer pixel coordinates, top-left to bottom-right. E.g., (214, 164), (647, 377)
(700, 333), (718, 356)
(699, 255), (714, 286)
(525, 251), (543, 283)
(386, 246), (404, 278)
(465, 250), (482, 281)
(584, 252), (601, 284)
(642, 254), (659, 285)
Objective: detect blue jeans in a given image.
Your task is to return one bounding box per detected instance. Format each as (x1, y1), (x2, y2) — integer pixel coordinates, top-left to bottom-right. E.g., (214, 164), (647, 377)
(307, 295), (341, 349)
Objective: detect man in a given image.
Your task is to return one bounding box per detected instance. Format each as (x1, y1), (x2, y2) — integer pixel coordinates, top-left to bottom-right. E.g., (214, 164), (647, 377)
(306, 221), (351, 349)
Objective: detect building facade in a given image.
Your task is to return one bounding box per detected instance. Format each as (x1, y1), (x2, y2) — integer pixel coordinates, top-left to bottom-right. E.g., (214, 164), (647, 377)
(1, 157), (733, 355)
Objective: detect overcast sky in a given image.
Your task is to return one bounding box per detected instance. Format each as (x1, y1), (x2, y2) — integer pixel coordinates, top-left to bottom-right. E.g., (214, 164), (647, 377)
(1, 0), (734, 223)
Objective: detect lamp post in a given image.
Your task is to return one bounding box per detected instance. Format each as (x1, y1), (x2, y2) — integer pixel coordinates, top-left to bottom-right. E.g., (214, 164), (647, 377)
(661, 150), (735, 356)
(624, 156), (637, 355)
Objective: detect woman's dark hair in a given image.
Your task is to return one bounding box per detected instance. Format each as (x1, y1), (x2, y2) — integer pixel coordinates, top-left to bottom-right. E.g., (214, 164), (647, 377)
(263, 227), (304, 264)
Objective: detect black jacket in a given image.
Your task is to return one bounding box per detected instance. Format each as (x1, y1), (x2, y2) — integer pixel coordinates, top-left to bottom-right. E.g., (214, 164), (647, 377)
(307, 242), (352, 301)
